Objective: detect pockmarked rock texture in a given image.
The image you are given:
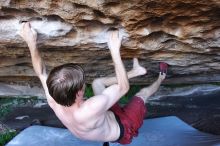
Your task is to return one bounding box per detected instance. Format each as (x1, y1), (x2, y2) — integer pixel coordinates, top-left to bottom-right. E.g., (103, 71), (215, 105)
(0, 0), (220, 89)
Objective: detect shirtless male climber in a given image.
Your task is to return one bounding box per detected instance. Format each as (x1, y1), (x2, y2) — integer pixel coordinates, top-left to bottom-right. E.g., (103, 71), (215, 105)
(19, 22), (166, 145)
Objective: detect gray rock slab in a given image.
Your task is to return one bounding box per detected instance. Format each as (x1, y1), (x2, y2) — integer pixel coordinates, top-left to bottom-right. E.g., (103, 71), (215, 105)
(0, 83), (45, 98)
(6, 116), (220, 146)
(6, 125), (102, 146)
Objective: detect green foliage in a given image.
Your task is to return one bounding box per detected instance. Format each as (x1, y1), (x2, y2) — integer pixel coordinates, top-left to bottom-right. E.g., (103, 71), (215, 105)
(0, 98), (13, 120)
(84, 85), (94, 98)
(84, 84), (142, 104)
(0, 96), (42, 120)
(0, 97), (41, 145)
(120, 85), (142, 104)
(0, 105), (11, 120)
(0, 131), (17, 146)
(211, 82), (220, 86)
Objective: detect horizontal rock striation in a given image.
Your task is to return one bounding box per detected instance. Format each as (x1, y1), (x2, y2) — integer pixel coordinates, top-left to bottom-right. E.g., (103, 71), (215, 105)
(0, 0), (220, 90)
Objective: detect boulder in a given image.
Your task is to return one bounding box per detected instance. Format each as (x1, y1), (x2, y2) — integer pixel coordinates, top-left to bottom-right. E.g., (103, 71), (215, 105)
(0, 0), (219, 90)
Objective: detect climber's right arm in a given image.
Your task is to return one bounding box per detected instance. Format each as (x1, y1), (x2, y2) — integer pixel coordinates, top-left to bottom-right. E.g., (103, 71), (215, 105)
(19, 22), (55, 105)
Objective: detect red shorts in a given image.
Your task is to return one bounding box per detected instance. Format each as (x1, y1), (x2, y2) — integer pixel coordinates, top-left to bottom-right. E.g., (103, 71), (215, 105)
(110, 96), (147, 144)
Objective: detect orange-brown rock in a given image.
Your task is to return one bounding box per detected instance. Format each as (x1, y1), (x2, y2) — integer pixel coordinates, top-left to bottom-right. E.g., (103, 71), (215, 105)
(0, 0), (219, 92)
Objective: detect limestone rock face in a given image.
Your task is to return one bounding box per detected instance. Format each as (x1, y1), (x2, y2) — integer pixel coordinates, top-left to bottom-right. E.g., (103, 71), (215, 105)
(0, 0), (220, 87)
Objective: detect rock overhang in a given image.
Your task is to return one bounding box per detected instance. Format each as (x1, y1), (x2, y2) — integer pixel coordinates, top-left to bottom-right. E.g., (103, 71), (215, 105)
(0, 0), (219, 85)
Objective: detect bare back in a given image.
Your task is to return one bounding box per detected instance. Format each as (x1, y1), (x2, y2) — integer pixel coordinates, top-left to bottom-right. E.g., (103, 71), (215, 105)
(47, 95), (121, 142)
(20, 24), (129, 143)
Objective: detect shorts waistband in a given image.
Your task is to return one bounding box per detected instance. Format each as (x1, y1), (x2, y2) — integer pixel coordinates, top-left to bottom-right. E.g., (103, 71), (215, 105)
(114, 113), (124, 141)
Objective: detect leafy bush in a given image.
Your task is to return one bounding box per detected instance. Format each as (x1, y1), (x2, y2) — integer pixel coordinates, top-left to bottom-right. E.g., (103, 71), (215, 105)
(0, 131), (17, 146)
(85, 84), (142, 104)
